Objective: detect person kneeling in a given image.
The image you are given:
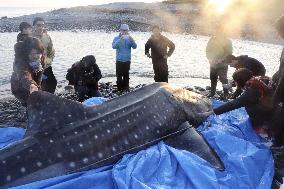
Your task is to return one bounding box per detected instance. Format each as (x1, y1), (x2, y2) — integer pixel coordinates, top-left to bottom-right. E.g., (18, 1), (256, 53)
(66, 55), (102, 101)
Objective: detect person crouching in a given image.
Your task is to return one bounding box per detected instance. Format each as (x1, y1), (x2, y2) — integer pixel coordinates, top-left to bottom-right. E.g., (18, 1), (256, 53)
(66, 55), (102, 101)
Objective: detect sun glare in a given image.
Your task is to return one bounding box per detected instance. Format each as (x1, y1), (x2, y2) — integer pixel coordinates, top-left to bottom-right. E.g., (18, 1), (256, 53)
(208, 0), (233, 12)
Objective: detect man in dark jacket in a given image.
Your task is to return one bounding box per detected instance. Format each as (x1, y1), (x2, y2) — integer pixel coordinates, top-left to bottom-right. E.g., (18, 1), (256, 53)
(271, 15), (284, 147)
(227, 55), (266, 98)
(66, 55), (102, 101)
(145, 25), (175, 83)
(273, 15), (284, 109)
(228, 55), (266, 76)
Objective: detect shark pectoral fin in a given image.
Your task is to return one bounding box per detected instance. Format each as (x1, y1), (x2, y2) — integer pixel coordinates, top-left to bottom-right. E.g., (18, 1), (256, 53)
(25, 91), (90, 136)
(164, 122), (225, 171)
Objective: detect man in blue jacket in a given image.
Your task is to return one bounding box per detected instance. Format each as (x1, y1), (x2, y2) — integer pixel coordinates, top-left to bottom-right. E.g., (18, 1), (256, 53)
(112, 24), (137, 91)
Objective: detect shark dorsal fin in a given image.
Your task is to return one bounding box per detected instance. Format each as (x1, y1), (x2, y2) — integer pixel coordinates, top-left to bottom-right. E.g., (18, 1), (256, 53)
(26, 91), (90, 136)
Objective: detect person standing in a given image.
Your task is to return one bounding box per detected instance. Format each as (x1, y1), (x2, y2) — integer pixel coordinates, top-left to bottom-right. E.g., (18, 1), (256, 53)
(33, 17), (57, 94)
(112, 24), (137, 91)
(206, 26), (233, 97)
(11, 37), (44, 106)
(145, 25), (175, 83)
(271, 15), (284, 146)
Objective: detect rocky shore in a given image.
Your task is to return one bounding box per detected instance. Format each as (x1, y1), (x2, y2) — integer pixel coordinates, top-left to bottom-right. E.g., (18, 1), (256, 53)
(0, 2), (280, 44)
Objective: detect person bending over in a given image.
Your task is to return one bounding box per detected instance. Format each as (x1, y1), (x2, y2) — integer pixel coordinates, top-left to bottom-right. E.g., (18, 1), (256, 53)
(66, 55), (102, 101)
(226, 55), (266, 98)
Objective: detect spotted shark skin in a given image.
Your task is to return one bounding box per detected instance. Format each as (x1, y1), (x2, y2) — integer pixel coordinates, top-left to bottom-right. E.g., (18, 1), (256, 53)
(0, 83), (224, 188)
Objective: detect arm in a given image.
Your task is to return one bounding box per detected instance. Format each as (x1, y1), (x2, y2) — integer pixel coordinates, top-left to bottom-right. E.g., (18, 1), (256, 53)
(166, 37), (175, 57)
(92, 63), (102, 81)
(66, 67), (75, 85)
(223, 39), (233, 58)
(273, 71), (284, 105)
(20, 70), (39, 93)
(206, 38), (214, 61)
(214, 88), (259, 115)
(231, 87), (243, 99)
(45, 36), (55, 67)
(112, 37), (121, 49)
(130, 38), (137, 49)
(145, 39), (151, 55)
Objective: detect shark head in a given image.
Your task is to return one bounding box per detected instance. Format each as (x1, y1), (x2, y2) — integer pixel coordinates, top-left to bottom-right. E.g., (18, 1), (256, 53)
(162, 83), (212, 126)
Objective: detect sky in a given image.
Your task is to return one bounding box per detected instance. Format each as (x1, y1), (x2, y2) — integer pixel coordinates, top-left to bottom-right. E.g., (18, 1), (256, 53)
(0, 0), (163, 7)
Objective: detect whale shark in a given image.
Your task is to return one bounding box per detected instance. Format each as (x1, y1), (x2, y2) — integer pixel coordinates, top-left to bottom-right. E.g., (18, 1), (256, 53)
(0, 83), (224, 188)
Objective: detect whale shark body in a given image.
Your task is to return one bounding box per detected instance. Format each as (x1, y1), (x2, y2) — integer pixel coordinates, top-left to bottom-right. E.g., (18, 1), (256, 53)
(0, 83), (224, 188)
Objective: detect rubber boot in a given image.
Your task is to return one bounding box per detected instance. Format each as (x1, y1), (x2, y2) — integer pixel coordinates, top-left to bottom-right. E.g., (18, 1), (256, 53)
(208, 80), (217, 97)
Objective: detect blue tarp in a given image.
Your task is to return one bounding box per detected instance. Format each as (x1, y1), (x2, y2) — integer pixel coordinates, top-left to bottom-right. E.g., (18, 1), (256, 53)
(0, 99), (274, 189)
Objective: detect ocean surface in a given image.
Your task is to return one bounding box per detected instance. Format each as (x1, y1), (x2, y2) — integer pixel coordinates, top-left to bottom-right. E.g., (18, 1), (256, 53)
(0, 7), (54, 18)
(0, 30), (282, 98)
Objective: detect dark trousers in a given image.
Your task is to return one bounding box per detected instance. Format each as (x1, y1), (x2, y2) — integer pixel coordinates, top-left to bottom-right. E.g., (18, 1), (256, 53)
(210, 66), (228, 95)
(116, 61), (130, 91)
(41, 66), (57, 94)
(75, 85), (102, 102)
(269, 106), (284, 146)
(153, 58), (168, 83)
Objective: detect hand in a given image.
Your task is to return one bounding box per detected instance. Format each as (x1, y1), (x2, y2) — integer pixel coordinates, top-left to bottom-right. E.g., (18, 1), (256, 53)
(129, 35), (134, 41)
(30, 84), (38, 94)
(146, 53), (152, 58)
(164, 55), (169, 59)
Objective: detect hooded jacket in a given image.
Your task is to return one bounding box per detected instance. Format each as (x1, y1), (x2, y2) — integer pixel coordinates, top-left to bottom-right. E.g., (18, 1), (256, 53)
(11, 42), (40, 104)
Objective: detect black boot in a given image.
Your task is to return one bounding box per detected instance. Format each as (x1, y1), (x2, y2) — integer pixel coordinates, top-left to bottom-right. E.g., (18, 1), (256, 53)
(208, 80), (217, 97)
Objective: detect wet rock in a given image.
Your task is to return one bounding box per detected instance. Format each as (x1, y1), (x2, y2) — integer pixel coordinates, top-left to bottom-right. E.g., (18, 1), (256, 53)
(194, 86), (205, 91)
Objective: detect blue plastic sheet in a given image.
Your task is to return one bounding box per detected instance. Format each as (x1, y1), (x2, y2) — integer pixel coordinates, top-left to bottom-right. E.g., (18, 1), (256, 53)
(0, 100), (274, 189)
(83, 97), (108, 106)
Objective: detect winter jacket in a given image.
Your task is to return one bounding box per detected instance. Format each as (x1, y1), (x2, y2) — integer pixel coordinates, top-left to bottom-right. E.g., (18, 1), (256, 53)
(235, 55), (266, 76)
(66, 61), (102, 90)
(206, 36), (232, 69)
(145, 34), (175, 60)
(273, 48), (284, 105)
(11, 42), (40, 104)
(33, 32), (55, 69)
(112, 35), (137, 62)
